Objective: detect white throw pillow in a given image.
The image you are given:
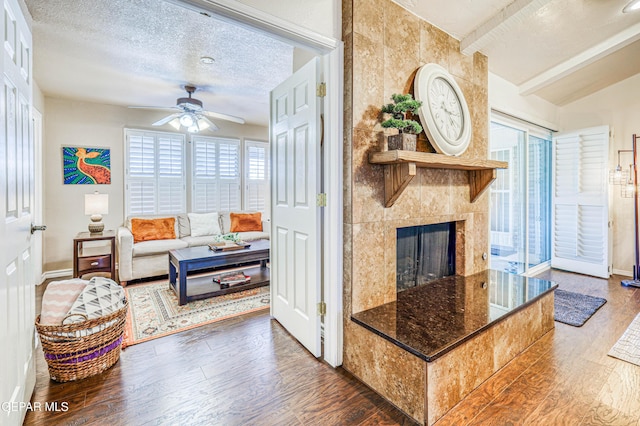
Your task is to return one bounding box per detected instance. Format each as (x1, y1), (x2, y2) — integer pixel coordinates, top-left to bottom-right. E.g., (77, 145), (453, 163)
(188, 212), (220, 237)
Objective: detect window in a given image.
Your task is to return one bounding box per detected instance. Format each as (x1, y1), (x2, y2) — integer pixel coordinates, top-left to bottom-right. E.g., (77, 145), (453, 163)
(191, 136), (241, 213)
(125, 129), (186, 216)
(490, 148), (512, 234)
(489, 113), (552, 274)
(244, 140), (270, 215)
(125, 130), (269, 217)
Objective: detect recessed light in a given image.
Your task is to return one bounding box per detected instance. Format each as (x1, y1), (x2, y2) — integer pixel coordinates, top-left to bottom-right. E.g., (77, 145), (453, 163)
(623, 0), (640, 13)
(200, 56), (215, 64)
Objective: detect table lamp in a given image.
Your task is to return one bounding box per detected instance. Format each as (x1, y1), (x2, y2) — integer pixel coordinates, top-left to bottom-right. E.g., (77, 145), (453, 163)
(85, 191), (109, 233)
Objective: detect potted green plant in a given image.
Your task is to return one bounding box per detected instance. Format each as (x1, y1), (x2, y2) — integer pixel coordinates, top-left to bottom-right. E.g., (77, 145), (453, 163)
(381, 93), (423, 151)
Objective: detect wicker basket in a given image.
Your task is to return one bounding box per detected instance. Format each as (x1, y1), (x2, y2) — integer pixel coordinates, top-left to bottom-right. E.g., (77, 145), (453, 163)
(35, 299), (128, 382)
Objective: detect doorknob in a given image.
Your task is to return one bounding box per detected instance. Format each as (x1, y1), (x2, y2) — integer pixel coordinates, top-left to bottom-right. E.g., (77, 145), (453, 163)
(30, 224), (47, 234)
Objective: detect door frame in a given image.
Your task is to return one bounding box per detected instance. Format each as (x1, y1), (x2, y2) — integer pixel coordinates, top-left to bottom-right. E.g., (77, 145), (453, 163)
(173, 0), (344, 367)
(33, 107), (44, 284)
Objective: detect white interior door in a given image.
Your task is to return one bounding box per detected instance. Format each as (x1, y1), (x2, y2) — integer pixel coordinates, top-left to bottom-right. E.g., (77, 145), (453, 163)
(270, 58), (322, 357)
(1, 1), (36, 424)
(552, 126), (611, 278)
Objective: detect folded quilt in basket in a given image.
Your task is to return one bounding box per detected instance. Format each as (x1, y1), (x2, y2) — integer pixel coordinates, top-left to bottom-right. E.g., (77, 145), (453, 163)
(63, 277), (126, 325)
(40, 279), (88, 325)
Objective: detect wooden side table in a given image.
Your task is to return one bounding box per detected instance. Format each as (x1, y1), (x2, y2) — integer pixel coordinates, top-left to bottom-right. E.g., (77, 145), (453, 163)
(73, 230), (116, 280)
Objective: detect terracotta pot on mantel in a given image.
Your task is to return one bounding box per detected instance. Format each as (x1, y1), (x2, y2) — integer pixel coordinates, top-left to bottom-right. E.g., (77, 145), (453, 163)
(387, 133), (416, 151)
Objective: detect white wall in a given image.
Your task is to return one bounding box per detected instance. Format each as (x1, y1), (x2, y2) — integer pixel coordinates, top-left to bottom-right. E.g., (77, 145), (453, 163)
(33, 80), (45, 113)
(43, 97), (268, 273)
(558, 73), (640, 276)
(235, 0), (341, 40)
(489, 73), (559, 129)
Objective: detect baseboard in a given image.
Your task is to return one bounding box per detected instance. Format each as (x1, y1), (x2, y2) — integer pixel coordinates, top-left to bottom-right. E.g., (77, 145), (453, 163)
(41, 269), (73, 282)
(40, 265), (120, 284)
(613, 268), (633, 278)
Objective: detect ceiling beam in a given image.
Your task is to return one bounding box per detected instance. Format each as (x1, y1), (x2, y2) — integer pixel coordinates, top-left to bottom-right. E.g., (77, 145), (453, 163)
(519, 22), (640, 96)
(460, 0), (552, 56)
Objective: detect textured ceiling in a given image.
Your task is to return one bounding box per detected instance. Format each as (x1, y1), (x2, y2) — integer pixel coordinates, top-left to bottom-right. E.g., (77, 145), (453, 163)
(26, 0), (295, 126)
(26, 0), (640, 119)
(396, 0), (640, 105)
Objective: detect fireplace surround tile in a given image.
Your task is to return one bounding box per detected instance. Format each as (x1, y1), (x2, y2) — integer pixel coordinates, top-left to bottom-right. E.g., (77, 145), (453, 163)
(419, 169), (452, 216)
(448, 37), (474, 83)
(351, 222), (391, 313)
(350, 271), (557, 425)
(353, 0), (384, 44)
(352, 33), (384, 133)
(450, 169), (472, 214)
(343, 321), (427, 423)
(342, 0), (352, 38)
(471, 212), (490, 274)
(352, 129), (385, 224)
(382, 2), (421, 105)
(343, 223), (353, 315)
(473, 52), (489, 87)
(382, 176), (422, 221)
(419, 21), (451, 69)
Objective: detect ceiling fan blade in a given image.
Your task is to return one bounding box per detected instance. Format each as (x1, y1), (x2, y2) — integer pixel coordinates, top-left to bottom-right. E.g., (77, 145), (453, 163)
(199, 116), (219, 132)
(152, 113), (182, 126)
(202, 110), (245, 124)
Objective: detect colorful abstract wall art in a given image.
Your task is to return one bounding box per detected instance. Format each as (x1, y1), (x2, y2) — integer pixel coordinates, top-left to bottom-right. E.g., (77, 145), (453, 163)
(63, 147), (111, 184)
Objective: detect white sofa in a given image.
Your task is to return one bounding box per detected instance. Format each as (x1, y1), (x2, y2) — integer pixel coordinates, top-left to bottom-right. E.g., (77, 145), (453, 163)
(116, 212), (269, 285)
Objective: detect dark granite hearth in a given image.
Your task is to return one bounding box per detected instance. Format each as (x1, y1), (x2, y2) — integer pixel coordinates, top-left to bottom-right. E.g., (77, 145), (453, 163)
(351, 269), (557, 362)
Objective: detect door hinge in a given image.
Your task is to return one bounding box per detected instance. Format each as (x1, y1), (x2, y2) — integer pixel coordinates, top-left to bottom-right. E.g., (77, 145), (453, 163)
(317, 301), (327, 316)
(316, 193), (327, 207)
(317, 82), (326, 98)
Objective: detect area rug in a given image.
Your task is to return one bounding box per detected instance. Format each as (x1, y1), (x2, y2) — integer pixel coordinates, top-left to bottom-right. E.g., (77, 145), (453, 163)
(608, 312), (640, 366)
(123, 281), (270, 347)
(554, 289), (606, 327)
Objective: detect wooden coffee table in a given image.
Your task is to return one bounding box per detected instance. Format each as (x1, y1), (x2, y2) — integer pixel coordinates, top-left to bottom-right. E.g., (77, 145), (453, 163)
(168, 239), (270, 306)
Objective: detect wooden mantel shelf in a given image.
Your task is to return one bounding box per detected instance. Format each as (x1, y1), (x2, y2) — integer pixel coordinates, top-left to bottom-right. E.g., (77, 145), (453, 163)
(368, 150), (508, 207)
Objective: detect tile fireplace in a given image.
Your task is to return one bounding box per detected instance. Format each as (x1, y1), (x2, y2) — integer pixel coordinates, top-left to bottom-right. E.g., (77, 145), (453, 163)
(342, 0), (554, 424)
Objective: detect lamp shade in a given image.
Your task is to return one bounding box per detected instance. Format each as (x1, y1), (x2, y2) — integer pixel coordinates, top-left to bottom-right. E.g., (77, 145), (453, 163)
(85, 192), (109, 215)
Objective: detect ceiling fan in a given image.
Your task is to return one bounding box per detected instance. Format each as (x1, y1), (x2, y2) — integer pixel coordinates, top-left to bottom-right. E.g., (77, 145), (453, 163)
(129, 85), (245, 133)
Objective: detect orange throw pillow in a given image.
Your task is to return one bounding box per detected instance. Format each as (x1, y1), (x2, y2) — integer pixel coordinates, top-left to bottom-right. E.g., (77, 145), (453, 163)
(230, 212), (262, 232)
(130, 217), (176, 243)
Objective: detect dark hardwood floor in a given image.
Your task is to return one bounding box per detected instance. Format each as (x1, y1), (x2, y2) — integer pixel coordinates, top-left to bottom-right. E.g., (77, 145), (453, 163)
(25, 270), (640, 425)
(26, 280), (416, 426)
(438, 269), (640, 426)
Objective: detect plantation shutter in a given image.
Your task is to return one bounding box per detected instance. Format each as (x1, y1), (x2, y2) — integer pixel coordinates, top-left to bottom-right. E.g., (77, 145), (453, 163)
(244, 140), (270, 216)
(125, 129), (186, 216)
(219, 140), (241, 211)
(552, 125), (610, 278)
(192, 136), (241, 213)
(193, 140), (217, 212)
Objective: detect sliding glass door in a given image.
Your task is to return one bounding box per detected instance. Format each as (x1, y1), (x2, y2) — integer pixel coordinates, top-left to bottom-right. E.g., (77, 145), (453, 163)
(490, 115), (552, 274)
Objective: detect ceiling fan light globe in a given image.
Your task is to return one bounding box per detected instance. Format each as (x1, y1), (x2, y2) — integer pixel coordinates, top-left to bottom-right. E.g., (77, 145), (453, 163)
(197, 118), (210, 130)
(180, 113), (195, 127)
(168, 118), (181, 130)
(187, 124), (199, 133)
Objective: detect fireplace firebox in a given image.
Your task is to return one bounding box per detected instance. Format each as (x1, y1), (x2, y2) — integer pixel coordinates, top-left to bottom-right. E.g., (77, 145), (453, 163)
(396, 222), (456, 292)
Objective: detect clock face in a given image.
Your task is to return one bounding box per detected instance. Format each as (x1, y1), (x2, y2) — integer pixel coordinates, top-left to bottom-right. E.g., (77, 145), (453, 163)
(429, 77), (464, 142)
(414, 63), (472, 156)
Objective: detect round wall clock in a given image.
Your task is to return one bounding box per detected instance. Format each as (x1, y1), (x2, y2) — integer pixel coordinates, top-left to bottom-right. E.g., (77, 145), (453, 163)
(414, 63), (472, 156)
